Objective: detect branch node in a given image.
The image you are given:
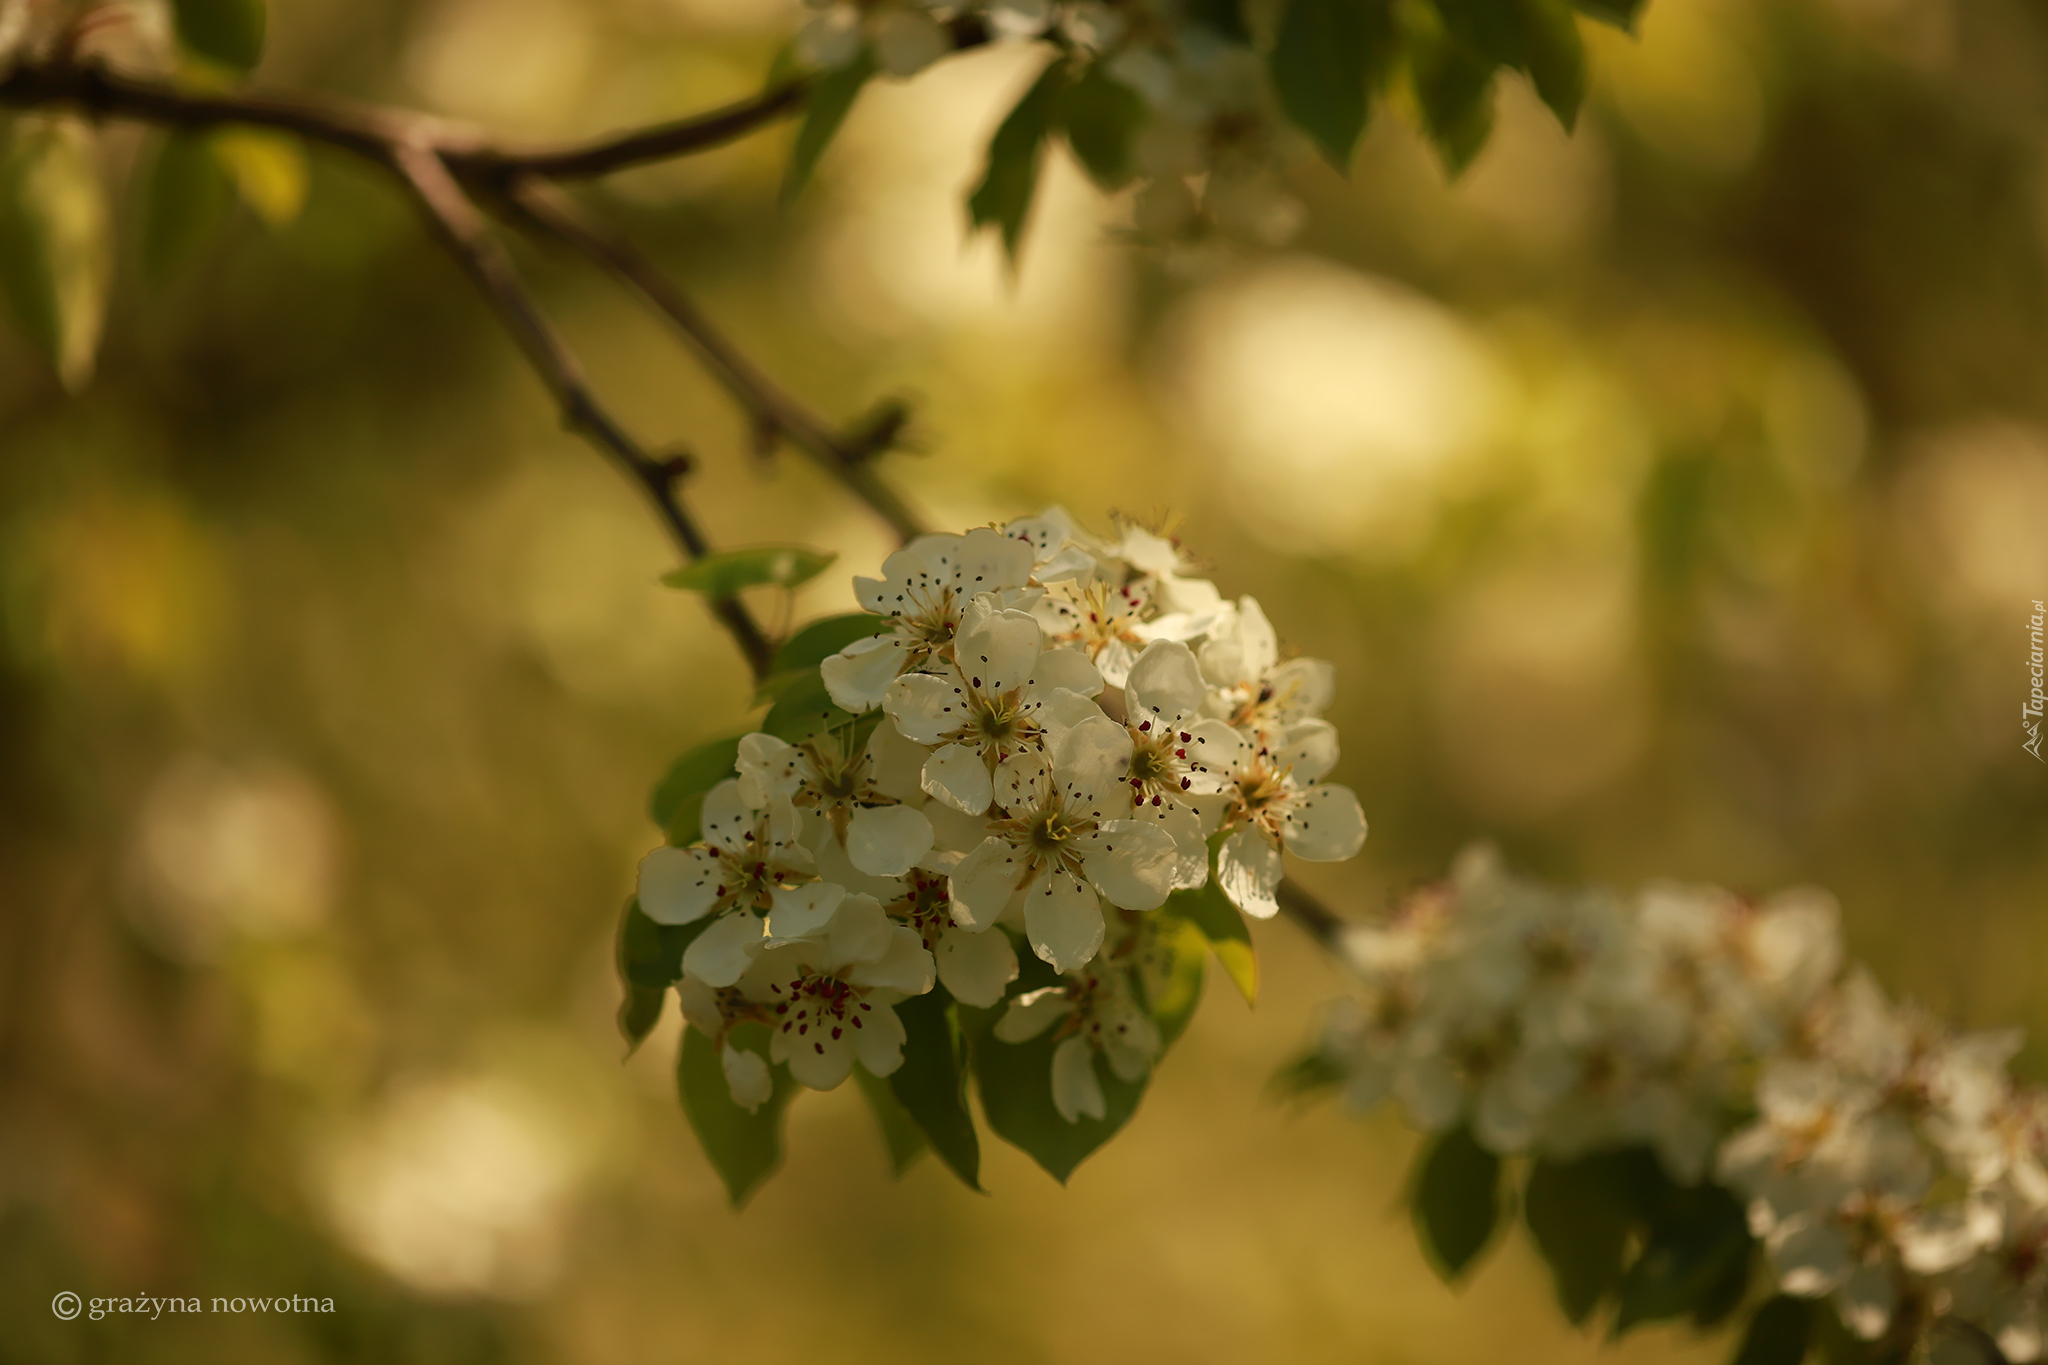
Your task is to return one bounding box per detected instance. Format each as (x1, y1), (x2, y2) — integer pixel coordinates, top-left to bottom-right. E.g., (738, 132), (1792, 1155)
(840, 397), (912, 464)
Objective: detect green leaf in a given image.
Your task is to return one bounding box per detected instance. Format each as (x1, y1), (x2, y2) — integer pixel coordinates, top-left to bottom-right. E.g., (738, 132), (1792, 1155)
(1435, 0), (1586, 130)
(1163, 877), (1257, 1005)
(855, 1067), (929, 1177)
(1139, 916), (1207, 1052)
(967, 58), (1068, 264)
(1411, 1127), (1505, 1282)
(1611, 1181), (1752, 1337)
(1406, 18), (1498, 176)
(888, 988), (982, 1190)
(210, 128), (307, 226)
(760, 667), (858, 744)
(614, 899), (710, 1051)
(969, 954), (1147, 1183)
(784, 52), (876, 204)
(1057, 63), (1148, 191)
(1269, 1047), (1348, 1099)
(1730, 1296), (1814, 1365)
(662, 545), (836, 597)
(1184, 0), (1252, 41)
(649, 735), (743, 841)
(0, 118), (112, 393)
(1567, 0), (1646, 32)
(140, 131), (234, 288)
(1270, 0), (1392, 169)
(170, 0), (267, 71)
(677, 1022), (798, 1207)
(772, 612), (889, 674)
(1524, 1153), (1637, 1325)
(1692, 1230), (1757, 1328)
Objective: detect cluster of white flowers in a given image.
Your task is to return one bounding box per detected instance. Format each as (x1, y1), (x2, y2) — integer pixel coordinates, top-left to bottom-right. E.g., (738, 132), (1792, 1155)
(792, 0), (1304, 243)
(1319, 847), (2048, 1360)
(640, 509), (1366, 1120)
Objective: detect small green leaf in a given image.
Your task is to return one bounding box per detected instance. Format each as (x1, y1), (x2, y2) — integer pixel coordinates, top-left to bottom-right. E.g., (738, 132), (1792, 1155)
(678, 1022), (798, 1207)
(1407, 18), (1498, 176)
(1730, 1296), (1814, 1365)
(618, 983), (666, 1050)
(888, 988), (982, 1191)
(649, 735), (743, 839)
(784, 52), (876, 204)
(760, 667), (858, 744)
(140, 131), (234, 288)
(615, 899), (710, 1051)
(1270, 0), (1392, 169)
(855, 1067), (929, 1177)
(1139, 917), (1207, 1052)
(967, 58), (1069, 264)
(1436, 0), (1586, 130)
(968, 954), (1147, 1183)
(1057, 63), (1148, 190)
(662, 545), (836, 597)
(209, 128), (307, 226)
(772, 612), (889, 674)
(0, 118), (112, 393)
(1568, 0), (1646, 32)
(1163, 878), (1258, 1005)
(1269, 1047), (1348, 1099)
(1525, 1153), (1637, 1324)
(1184, 0), (1252, 40)
(1611, 1182), (1752, 1337)
(170, 0), (267, 71)
(1411, 1127), (1504, 1282)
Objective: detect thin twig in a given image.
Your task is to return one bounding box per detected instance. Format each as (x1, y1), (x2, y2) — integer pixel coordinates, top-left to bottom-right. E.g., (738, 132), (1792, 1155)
(388, 142), (774, 679)
(1276, 880), (1352, 953)
(494, 177), (927, 545)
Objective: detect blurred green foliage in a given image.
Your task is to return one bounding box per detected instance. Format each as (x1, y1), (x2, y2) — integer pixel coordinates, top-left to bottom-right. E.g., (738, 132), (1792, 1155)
(1, 0), (2045, 1361)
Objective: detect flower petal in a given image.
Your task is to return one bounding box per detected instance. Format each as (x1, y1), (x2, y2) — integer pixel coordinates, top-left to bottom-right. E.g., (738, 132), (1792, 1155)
(1273, 718), (1340, 785)
(993, 749), (1053, 815)
(1182, 719), (1245, 794)
(697, 779), (753, 856)
(1125, 639), (1207, 722)
(821, 633), (907, 713)
(853, 924), (937, 994)
(852, 1000), (909, 1077)
(1051, 1035), (1106, 1123)
(782, 1026), (856, 1090)
(994, 985), (1072, 1041)
(682, 910), (767, 988)
(866, 721), (931, 803)
(1280, 782), (1367, 862)
(1025, 868), (1105, 972)
(954, 605), (1043, 695)
(721, 1041), (772, 1112)
(765, 880), (846, 941)
(938, 927), (1021, 1007)
(637, 845), (724, 925)
(883, 670), (969, 746)
(736, 732), (802, 809)
(1082, 819), (1177, 910)
(845, 803), (935, 877)
(1266, 655), (1336, 720)
(1052, 714), (1133, 810)
(1031, 644), (1103, 698)
(951, 525), (1035, 594)
(949, 836), (1025, 930)
(920, 742), (995, 816)
(1218, 828), (1283, 919)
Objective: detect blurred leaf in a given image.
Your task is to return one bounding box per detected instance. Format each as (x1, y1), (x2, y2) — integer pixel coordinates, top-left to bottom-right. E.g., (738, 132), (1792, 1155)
(210, 129), (306, 226)
(650, 735), (742, 841)
(1407, 18), (1497, 176)
(1185, 0), (1252, 40)
(968, 58), (1068, 265)
(1525, 1153), (1636, 1324)
(889, 988), (982, 1190)
(1730, 1296), (1814, 1365)
(784, 51), (875, 204)
(678, 1022), (797, 1208)
(1057, 63), (1148, 191)
(773, 612), (889, 674)
(1611, 1182), (1752, 1337)
(968, 954), (1147, 1183)
(171, 0), (267, 71)
(662, 545), (836, 597)
(1436, 0), (1586, 129)
(1567, 0), (1646, 32)
(1269, 1047), (1347, 1098)
(1270, 0), (1392, 169)
(1142, 917), (1207, 1051)
(1163, 877), (1257, 1005)
(140, 131), (234, 288)
(1411, 1127), (1504, 1282)
(761, 667), (857, 744)
(1692, 1231), (1757, 1328)
(855, 1067), (929, 1177)
(615, 899), (710, 1051)
(0, 118), (111, 393)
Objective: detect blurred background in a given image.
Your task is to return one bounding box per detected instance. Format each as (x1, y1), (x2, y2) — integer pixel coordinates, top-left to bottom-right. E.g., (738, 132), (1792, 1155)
(3, 0), (2047, 1359)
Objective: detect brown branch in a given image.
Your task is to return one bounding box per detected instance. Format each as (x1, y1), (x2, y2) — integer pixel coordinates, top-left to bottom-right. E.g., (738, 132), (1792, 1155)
(1276, 880), (1351, 952)
(0, 58), (805, 181)
(491, 176), (928, 545)
(387, 142), (774, 680)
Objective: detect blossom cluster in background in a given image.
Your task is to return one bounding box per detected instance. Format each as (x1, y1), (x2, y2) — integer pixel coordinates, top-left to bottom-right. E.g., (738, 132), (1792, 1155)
(1313, 848), (2048, 1362)
(637, 510), (1366, 1123)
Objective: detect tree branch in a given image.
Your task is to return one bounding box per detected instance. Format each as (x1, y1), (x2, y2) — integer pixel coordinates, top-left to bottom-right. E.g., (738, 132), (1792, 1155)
(491, 176), (928, 545)
(1276, 880), (1352, 953)
(387, 142), (774, 680)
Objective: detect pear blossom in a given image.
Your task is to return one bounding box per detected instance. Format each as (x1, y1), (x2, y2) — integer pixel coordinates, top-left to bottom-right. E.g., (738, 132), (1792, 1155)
(796, 0), (952, 78)
(736, 725), (934, 878)
(637, 779), (840, 987)
(1198, 596), (1337, 737)
(1208, 724), (1367, 919)
(948, 716), (1178, 972)
(993, 962), (1162, 1122)
(676, 975), (776, 1112)
(820, 527), (1036, 712)
(752, 894), (936, 1090)
(1111, 638), (1240, 889)
(879, 865), (1019, 1007)
(883, 594), (1102, 816)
